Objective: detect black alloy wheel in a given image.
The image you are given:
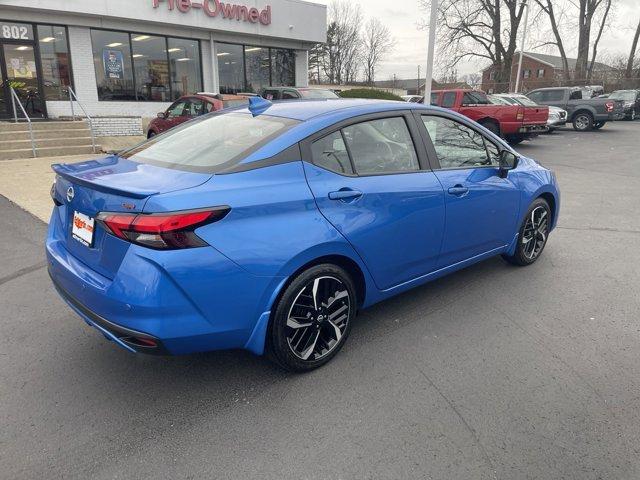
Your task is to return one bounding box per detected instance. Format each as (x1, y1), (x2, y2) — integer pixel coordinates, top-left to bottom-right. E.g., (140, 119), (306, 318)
(502, 198), (551, 266)
(269, 264), (356, 372)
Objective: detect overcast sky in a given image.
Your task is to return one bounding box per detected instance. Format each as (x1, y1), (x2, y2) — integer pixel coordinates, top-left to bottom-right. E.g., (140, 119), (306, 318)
(313, 0), (640, 81)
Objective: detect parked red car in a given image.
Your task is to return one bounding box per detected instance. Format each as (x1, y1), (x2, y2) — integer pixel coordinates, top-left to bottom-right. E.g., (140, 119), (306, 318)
(430, 89), (548, 144)
(146, 93), (249, 138)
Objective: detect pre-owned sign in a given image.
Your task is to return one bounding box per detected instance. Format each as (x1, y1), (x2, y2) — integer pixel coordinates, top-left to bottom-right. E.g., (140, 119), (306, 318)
(152, 0), (272, 26)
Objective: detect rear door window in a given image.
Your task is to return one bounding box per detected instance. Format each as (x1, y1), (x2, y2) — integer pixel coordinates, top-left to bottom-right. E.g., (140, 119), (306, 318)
(311, 131), (353, 174)
(167, 100), (188, 118)
(121, 113), (299, 173)
(543, 90), (565, 102)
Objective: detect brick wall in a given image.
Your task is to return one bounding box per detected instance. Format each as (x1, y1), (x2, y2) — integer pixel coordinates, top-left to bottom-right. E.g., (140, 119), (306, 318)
(482, 56), (558, 93)
(90, 117), (144, 137)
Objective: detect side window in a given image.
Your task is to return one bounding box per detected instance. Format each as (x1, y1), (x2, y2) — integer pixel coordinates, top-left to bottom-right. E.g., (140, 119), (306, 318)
(430, 92), (439, 105)
(343, 117), (419, 175)
(282, 90), (300, 99)
(441, 92), (456, 108)
(569, 89), (582, 100)
(205, 101), (215, 113)
(167, 101), (187, 118)
(311, 131), (353, 175)
(188, 99), (205, 117)
(263, 90), (278, 100)
(543, 89), (564, 102)
(421, 115), (495, 169)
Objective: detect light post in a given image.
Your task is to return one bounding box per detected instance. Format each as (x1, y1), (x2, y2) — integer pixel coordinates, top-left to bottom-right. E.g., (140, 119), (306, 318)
(514, 0), (530, 93)
(423, 0), (438, 103)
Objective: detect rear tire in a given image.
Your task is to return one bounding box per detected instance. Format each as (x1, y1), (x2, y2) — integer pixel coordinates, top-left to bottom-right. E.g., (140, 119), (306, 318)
(502, 198), (551, 266)
(506, 134), (525, 145)
(572, 112), (594, 131)
(268, 264), (356, 372)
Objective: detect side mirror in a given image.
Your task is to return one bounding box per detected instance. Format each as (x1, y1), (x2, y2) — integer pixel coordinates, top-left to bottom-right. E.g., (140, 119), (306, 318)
(157, 111), (167, 119)
(499, 150), (519, 177)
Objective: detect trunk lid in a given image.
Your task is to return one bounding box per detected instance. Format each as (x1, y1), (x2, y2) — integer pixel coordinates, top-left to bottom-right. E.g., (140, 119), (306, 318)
(52, 155), (212, 279)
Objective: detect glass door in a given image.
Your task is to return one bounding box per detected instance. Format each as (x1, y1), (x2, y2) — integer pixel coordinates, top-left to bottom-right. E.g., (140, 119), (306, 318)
(1, 42), (45, 119)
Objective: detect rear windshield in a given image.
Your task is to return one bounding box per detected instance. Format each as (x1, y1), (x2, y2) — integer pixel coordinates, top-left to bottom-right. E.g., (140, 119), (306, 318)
(223, 99), (249, 108)
(300, 89), (340, 99)
(121, 113), (298, 173)
(512, 95), (538, 106)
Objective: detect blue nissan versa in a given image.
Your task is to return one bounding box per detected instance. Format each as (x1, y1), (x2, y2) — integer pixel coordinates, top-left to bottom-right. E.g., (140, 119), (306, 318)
(47, 98), (560, 371)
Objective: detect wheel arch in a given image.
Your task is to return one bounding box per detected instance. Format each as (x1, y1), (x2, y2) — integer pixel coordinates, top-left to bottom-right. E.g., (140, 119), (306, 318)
(477, 117), (501, 135)
(570, 107), (595, 121)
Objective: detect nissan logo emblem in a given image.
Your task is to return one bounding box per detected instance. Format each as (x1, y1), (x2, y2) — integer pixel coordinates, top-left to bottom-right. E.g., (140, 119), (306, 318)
(66, 186), (75, 203)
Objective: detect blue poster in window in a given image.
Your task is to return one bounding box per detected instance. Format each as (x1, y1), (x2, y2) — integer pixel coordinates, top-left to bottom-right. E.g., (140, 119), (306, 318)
(103, 49), (124, 80)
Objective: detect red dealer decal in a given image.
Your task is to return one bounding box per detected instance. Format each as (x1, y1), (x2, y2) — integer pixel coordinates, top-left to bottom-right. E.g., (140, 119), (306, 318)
(152, 0), (272, 26)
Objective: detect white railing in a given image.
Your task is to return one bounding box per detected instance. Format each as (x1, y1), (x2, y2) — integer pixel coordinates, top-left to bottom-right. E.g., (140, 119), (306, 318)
(10, 87), (37, 158)
(67, 87), (97, 153)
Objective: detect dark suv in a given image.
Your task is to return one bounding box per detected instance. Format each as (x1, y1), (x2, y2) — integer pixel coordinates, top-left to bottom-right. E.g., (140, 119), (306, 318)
(260, 87), (339, 100)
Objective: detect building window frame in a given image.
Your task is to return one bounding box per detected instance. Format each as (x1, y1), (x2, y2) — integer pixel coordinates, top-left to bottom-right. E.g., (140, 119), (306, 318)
(537, 68), (545, 78)
(0, 19), (74, 104)
(90, 26), (204, 102)
(216, 41), (296, 94)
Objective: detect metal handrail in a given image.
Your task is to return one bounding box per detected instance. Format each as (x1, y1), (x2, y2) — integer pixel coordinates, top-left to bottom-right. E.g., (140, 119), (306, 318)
(10, 87), (37, 157)
(67, 87), (97, 153)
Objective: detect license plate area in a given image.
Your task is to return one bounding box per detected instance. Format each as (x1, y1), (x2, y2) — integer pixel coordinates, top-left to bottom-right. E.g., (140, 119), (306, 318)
(72, 211), (95, 247)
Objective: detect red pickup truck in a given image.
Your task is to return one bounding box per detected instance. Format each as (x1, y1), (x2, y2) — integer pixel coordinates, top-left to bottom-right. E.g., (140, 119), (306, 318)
(430, 89), (549, 144)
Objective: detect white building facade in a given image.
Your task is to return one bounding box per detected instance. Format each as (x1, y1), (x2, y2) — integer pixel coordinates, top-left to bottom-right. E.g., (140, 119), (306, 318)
(0, 0), (326, 134)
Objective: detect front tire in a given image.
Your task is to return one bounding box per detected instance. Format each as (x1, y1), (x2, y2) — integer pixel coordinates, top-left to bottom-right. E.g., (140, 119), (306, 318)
(572, 112), (594, 131)
(479, 120), (500, 137)
(268, 264), (356, 372)
(502, 198), (551, 266)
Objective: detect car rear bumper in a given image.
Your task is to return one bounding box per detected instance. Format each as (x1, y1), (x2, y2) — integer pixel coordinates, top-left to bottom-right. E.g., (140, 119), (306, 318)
(46, 218), (282, 356)
(518, 124), (548, 134)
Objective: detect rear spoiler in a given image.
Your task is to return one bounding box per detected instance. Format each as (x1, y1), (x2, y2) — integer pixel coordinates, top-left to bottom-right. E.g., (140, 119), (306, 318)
(52, 163), (158, 199)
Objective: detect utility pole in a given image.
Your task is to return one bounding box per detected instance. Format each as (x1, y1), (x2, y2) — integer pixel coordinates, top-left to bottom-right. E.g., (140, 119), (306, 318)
(514, 0), (530, 93)
(423, 0), (438, 102)
(417, 65), (421, 95)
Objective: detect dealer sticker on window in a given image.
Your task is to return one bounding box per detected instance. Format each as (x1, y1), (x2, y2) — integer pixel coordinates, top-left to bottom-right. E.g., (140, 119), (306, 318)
(72, 211), (95, 247)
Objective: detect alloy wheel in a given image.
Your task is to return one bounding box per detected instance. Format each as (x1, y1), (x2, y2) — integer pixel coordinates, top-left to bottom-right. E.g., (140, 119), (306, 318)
(286, 276), (351, 361)
(521, 206), (549, 261)
(575, 115), (589, 130)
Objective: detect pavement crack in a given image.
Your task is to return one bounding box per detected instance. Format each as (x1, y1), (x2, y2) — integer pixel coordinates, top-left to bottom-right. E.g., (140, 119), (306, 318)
(557, 225), (640, 235)
(415, 364), (498, 480)
(0, 261), (47, 287)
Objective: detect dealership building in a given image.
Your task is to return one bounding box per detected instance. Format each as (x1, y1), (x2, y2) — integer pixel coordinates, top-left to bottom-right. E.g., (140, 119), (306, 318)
(0, 0), (326, 136)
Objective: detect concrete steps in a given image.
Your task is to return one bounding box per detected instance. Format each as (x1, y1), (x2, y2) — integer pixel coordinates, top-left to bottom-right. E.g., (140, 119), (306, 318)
(0, 120), (100, 160)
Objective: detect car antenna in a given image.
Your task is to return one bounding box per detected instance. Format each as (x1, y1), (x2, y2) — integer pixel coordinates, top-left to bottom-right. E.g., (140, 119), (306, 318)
(248, 96), (272, 116)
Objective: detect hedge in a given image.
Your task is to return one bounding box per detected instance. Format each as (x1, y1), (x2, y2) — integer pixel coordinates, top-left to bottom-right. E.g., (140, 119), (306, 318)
(338, 88), (404, 101)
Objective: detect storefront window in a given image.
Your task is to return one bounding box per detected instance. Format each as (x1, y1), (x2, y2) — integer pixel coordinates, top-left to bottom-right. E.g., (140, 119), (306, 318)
(271, 48), (295, 87)
(91, 29), (202, 102)
(37, 25), (72, 101)
(91, 30), (136, 101)
(217, 43), (244, 94)
(168, 38), (202, 100)
(244, 46), (270, 93)
(132, 34), (170, 101)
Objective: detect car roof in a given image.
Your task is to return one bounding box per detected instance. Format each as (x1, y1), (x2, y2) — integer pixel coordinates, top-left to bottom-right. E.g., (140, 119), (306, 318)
(226, 99), (473, 164)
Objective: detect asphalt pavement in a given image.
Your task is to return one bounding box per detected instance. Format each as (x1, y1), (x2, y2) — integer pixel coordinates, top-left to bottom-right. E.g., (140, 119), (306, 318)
(1, 121), (639, 479)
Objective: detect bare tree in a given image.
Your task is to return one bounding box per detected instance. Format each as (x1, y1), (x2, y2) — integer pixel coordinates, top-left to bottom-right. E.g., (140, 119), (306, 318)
(626, 18), (640, 78)
(419, 0), (527, 93)
(461, 72), (482, 88)
(534, 0), (571, 81)
(321, 1), (363, 85)
(587, 0), (612, 80)
(361, 18), (395, 85)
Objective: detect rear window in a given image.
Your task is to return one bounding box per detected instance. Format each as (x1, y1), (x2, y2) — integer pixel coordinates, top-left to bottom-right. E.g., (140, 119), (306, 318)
(223, 99), (249, 108)
(512, 95), (537, 106)
(462, 91), (490, 105)
(300, 89), (339, 99)
(121, 113), (298, 173)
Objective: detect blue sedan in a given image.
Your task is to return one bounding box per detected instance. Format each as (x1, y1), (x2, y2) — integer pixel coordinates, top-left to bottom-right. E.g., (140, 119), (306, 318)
(47, 98), (560, 371)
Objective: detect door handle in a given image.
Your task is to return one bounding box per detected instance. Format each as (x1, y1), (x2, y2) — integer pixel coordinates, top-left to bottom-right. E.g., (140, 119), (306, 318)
(447, 185), (469, 196)
(328, 189), (363, 201)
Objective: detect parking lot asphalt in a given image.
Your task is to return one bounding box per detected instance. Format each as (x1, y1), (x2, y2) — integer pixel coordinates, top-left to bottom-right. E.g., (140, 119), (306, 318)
(1, 121), (639, 480)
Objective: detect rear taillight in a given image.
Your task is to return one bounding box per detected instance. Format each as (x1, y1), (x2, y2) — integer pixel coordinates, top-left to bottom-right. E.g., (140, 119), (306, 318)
(516, 107), (524, 121)
(96, 207), (229, 249)
(605, 101), (614, 112)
